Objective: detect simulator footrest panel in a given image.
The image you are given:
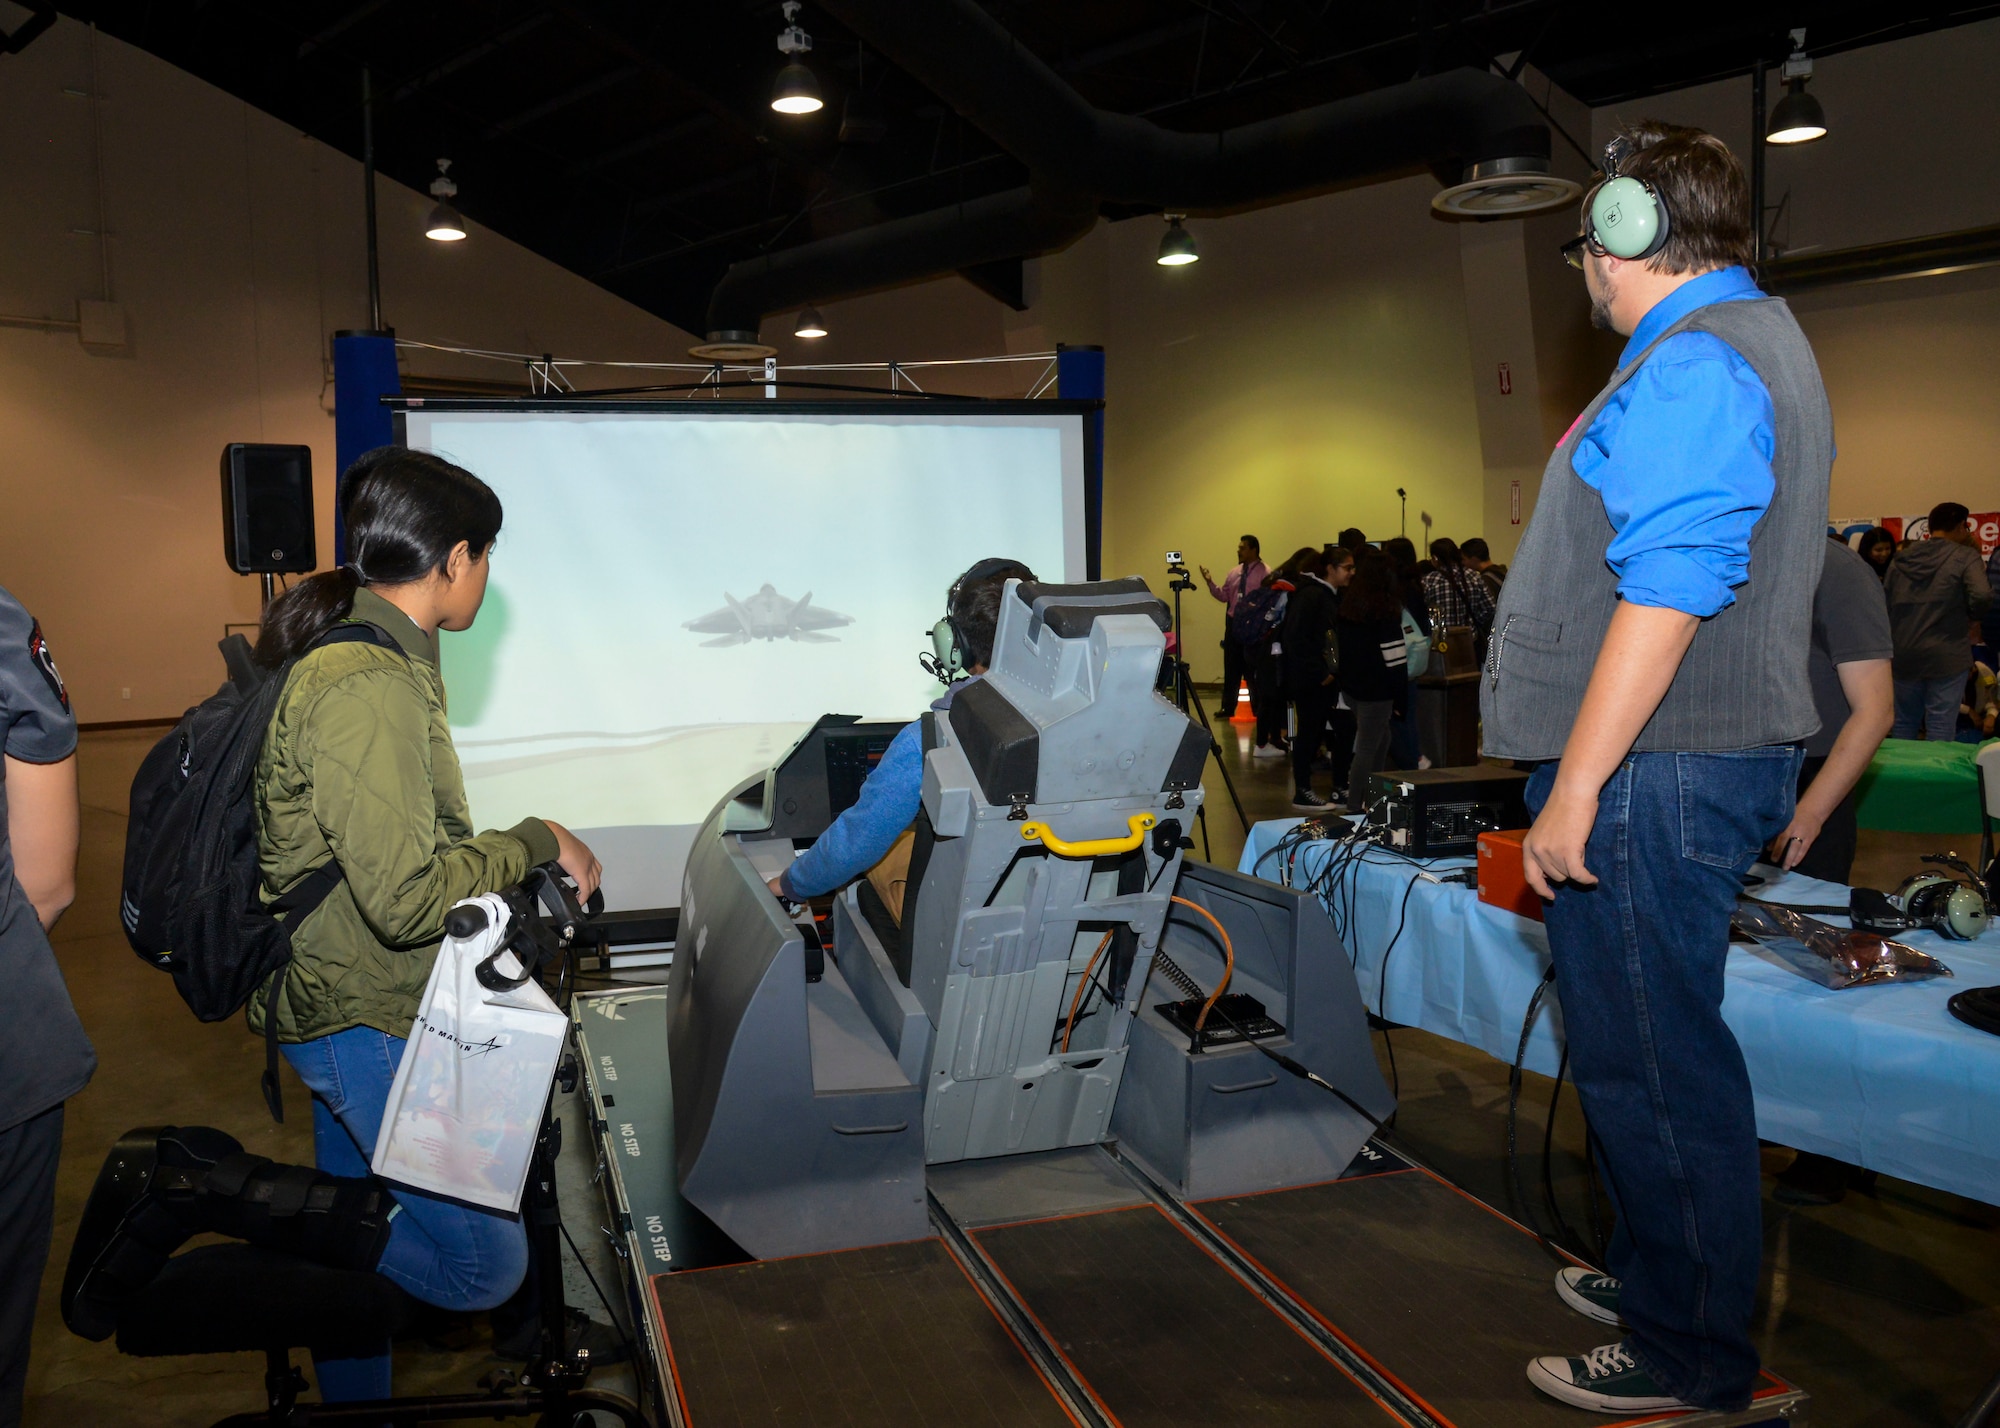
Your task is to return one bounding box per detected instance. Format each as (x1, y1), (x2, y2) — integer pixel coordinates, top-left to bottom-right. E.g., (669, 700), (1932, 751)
(974, 1205), (1404, 1427)
(649, 1238), (1074, 1428)
(1194, 1167), (1803, 1428)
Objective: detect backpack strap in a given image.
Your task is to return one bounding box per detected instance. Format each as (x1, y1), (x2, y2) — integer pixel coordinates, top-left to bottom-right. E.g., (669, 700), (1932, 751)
(258, 857), (346, 1122)
(252, 619), (401, 1121)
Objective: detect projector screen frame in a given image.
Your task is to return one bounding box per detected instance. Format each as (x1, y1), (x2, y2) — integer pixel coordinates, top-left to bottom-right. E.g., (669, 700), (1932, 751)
(384, 395), (1103, 930)
(387, 396), (1104, 579)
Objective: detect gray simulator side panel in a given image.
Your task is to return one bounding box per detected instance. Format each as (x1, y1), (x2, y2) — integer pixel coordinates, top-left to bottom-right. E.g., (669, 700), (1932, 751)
(1110, 861), (1395, 1200)
(830, 890), (934, 1086)
(667, 804), (925, 1259)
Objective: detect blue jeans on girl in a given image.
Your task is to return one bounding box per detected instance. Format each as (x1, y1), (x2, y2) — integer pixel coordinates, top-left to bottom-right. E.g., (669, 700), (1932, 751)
(1528, 746), (1798, 1410)
(282, 1026), (530, 1400)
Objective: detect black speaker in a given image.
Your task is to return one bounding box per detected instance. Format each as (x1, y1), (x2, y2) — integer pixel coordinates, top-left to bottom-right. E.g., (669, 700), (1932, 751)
(221, 443), (316, 574)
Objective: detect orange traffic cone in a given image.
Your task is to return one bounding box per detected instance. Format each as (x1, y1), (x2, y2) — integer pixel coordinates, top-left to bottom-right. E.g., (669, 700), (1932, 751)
(1229, 681), (1256, 724)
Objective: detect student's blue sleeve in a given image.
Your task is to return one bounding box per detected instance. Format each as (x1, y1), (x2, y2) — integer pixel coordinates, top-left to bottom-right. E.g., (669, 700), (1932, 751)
(778, 720), (926, 899)
(1572, 332), (1776, 619)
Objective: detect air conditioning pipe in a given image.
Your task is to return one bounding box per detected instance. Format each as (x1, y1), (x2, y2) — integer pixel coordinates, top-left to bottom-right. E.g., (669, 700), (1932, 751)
(703, 0), (1573, 346)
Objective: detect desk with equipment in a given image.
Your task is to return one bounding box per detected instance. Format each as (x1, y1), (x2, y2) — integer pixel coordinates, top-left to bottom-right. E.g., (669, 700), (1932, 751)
(571, 580), (1807, 1428)
(1240, 813), (2000, 1208)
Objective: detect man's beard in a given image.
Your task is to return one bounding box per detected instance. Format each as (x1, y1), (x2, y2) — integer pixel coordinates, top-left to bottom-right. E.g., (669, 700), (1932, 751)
(1588, 267), (1616, 330)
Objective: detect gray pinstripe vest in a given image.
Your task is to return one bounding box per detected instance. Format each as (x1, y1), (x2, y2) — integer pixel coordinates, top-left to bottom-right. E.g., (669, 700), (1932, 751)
(1480, 295), (1832, 759)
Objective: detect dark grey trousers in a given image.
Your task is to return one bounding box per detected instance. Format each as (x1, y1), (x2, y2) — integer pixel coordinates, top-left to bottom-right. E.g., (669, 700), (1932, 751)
(0, 1104), (63, 1428)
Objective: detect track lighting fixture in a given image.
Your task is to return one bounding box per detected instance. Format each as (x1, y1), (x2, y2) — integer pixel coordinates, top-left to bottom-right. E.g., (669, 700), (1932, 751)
(425, 159), (466, 242)
(1157, 214), (1199, 266)
(794, 305), (828, 339)
(770, 2), (823, 115)
(1766, 29), (1828, 145)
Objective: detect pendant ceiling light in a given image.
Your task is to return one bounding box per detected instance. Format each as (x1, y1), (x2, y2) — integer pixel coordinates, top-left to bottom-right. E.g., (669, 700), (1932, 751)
(425, 158), (466, 242)
(771, 2), (823, 115)
(1766, 30), (1828, 146)
(794, 305), (828, 339)
(1157, 214), (1199, 266)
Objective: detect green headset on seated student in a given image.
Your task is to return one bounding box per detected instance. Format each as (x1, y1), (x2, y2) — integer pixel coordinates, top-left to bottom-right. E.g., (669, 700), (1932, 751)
(922, 557), (1037, 686)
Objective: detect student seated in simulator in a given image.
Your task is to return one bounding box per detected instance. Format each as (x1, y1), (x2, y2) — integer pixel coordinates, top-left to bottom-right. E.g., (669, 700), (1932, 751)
(766, 557), (1034, 917)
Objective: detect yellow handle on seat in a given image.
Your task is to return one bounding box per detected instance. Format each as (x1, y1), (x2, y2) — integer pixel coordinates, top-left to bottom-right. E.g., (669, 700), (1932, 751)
(1020, 813), (1156, 859)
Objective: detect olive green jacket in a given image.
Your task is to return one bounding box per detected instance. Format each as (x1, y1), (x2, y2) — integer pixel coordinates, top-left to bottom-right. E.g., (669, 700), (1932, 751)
(250, 589), (559, 1043)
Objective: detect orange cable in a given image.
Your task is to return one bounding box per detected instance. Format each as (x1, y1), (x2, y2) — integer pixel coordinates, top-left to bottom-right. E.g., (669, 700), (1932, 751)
(1060, 930), (1117, 1053)
(1171, 895), (1234, 1036)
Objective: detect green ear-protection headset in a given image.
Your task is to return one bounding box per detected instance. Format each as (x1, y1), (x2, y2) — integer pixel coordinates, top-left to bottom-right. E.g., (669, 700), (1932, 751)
(921, 558), (1034, 685)
(1588, 136), (1671, 262)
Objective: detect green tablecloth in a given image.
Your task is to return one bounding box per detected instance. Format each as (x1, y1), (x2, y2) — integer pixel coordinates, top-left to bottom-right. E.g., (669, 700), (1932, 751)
(1853, 737), (1996, 833)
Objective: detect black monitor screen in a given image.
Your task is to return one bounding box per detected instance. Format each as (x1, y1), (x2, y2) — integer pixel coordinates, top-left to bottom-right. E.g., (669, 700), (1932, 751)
(824, 730), (898, 818)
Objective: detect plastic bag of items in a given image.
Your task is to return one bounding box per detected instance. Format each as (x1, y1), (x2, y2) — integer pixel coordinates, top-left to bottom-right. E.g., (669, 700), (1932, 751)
(1730, 900), (1953, 990)
(372, 893), (568, 1211)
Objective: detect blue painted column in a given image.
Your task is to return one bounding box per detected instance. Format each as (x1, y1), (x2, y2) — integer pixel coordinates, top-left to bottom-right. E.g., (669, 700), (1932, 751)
(331, 328), (400, 563)
(1056, 343), (1105, 580)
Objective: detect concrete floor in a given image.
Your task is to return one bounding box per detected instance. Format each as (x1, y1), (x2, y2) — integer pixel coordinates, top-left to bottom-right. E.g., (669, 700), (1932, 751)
(19, 718), (2000, 1426)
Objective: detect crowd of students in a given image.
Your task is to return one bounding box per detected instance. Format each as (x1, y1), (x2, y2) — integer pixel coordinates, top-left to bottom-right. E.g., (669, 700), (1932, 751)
(1201, 529), (1505, 810)
(1853, 502), (1996, 743)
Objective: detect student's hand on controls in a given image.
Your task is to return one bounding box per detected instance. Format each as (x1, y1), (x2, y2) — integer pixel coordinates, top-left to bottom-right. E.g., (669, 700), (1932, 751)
(1522, 787), (1598, 898)
(543, 820), (602, 902)
(1767, 810), (1823, 872)
(766, 874), (786, 899)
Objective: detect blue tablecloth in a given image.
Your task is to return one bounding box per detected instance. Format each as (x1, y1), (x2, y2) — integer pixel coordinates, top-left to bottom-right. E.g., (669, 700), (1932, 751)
(1239, 819), (2000, 1206)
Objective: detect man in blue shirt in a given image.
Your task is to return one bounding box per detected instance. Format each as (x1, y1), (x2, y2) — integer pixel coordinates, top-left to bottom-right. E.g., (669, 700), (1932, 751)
(769, 559), (1034, 904)
(1484, 123), (1832, 1413)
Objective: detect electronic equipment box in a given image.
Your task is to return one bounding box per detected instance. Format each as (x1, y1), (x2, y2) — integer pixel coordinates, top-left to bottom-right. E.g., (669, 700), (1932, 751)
(1364, 766), (1530, 858)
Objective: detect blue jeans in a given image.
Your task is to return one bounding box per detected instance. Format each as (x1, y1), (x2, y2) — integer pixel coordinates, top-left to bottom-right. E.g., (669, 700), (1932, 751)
(283, 1027), (530, 1401)
(1891, 674), (1962, 741)
(1527, 747), (1799, 1410)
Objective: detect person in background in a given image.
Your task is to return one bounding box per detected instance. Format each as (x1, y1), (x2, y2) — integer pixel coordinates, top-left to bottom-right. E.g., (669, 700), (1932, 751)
(1245, 553), (1302, 760)
(1281, 546), (1349, 810)
(1885, 502), (1992, 741)
(0, 588), (91, 1428)
(1983, 538), (2000, 652)
(1200, 535), (1267, 722)
(1461, 536), (1507, 605)
(1378, 537), (1432, 640)
(1488, 121), (1829, 1412)
(1763, 535), (1894, 1206)
(1423, 537), (1496, 639)
(1336, 553), (1410, 804)
(1855, 526), (1896, 583)
(1336, 527), (1370, 558)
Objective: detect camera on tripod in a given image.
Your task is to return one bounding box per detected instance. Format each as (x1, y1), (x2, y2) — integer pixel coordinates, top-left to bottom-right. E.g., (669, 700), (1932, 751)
(1166, 550), (1194, 591)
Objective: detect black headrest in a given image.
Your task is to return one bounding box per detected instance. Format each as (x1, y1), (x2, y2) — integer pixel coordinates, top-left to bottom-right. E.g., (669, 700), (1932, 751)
(1012, 578), (1171, 641)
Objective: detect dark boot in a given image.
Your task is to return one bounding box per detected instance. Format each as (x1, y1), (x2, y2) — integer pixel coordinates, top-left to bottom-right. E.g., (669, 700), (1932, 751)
(63, 1126), (396, 1342)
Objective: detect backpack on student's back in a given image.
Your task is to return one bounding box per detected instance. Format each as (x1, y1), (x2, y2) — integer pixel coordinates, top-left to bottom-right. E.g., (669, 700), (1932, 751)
(121, 621), (401, 1120)
(1229, 582), (1287, 646)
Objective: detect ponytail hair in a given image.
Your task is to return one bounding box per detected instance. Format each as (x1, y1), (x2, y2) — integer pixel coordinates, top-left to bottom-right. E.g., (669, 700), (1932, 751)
(255, 446), (503, 667)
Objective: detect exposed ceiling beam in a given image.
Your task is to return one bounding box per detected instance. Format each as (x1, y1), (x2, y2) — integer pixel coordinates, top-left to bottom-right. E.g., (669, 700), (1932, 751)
(389, 11), (554, 104)
(485, 60), (643, 137)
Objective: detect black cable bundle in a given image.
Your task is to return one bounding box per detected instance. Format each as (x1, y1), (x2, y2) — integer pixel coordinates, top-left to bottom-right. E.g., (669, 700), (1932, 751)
(1949, 985), (2000, 1036)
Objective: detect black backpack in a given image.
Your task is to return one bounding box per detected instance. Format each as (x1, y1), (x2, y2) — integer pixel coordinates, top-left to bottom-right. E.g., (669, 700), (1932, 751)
(121, 621), (402, 1120)
(1228, 583), (1287, 646)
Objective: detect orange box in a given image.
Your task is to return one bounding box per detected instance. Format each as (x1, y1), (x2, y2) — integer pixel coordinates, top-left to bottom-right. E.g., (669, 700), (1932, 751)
(1477, 829), (1544, 923)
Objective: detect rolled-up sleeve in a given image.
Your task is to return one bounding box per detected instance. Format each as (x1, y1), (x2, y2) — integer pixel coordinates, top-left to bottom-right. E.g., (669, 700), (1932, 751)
(1571, 333), (1776, 618)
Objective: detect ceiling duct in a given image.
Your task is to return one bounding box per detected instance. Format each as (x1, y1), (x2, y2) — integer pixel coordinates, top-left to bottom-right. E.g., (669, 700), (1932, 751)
(702, 0), (1577, 346)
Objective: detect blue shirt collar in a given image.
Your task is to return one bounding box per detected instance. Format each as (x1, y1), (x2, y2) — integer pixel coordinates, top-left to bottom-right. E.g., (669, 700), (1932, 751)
(1619, 266), (1762, 368)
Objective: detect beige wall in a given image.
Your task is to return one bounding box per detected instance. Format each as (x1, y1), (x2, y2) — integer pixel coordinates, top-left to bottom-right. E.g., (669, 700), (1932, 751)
(0, 17), (695, 723)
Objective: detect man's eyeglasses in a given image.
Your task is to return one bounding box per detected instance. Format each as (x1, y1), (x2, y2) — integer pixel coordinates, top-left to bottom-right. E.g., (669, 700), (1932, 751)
(1561, 234), (1604, 270)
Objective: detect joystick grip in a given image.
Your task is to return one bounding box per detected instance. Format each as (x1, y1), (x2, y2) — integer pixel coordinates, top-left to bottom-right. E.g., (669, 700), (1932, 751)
(445, 904), (491, 940)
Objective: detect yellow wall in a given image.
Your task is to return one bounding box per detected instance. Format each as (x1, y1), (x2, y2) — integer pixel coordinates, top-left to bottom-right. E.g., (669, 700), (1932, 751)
(0, 17), (695, 723)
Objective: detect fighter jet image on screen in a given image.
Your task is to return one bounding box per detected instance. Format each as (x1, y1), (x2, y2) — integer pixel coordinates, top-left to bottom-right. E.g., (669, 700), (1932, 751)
(683, 585), (855, 646)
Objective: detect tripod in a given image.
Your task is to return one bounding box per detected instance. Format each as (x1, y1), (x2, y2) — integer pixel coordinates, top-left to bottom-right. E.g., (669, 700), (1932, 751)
(1165, 563), (1251, 861)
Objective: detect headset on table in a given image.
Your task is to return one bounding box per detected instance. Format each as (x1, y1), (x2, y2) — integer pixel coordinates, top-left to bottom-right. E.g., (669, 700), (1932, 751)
(921, 557), (1035, 686)
(1586, 135), (1671, 263)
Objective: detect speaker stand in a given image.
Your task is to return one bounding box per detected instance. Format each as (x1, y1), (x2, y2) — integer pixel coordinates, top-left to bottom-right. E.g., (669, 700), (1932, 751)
(259, 573), (276, 612)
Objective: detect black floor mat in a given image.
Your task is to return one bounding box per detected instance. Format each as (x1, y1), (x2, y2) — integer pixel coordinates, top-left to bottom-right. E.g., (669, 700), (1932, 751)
(650, 1238), (1074, 1428)
(1195, 1167), (1613, 1428)
(975, 1205), (1402, 1427)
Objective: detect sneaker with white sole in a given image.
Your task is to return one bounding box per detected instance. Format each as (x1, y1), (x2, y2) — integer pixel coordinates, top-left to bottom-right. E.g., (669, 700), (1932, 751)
(1527, 1342), (1690, 1412)
(1252, 743), (1285, 759)
(1291, 789), (1330, 810)
(1555, 1266), (1625, 1327)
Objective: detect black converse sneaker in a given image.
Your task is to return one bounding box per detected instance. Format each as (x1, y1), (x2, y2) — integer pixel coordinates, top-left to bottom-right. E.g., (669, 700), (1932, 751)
(1527, 1342), (1690, 1411)
(1291, 788), (1330, 810)
(1555, 1266), (1626, 1327)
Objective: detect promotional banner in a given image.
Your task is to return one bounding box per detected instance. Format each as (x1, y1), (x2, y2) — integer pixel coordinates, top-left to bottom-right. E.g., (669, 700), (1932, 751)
(1833, 512), (1999, 558)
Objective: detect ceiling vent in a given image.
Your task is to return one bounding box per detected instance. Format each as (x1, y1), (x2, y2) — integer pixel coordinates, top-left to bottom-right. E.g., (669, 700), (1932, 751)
(1432, 158), (1582, 218)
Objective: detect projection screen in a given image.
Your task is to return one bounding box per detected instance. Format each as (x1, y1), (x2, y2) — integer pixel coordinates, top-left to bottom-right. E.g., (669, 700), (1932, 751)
(396, 400), (1090, 911)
